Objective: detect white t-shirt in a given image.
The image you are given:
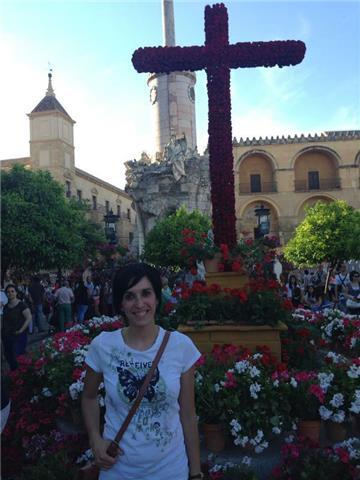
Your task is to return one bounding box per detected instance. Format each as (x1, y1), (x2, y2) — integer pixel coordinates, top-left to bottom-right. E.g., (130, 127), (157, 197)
(85, 327), (201, 480)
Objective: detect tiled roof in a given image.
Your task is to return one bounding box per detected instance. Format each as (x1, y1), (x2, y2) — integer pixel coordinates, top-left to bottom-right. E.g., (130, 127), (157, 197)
(31, 95), (72, 119)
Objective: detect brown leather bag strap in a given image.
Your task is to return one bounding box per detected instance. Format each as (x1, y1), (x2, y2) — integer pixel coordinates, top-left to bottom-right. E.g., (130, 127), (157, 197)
(106, 330), (170, 455)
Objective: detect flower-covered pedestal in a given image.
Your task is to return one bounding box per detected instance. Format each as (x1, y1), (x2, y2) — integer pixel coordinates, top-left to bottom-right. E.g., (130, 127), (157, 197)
(179, 323), (287, 360)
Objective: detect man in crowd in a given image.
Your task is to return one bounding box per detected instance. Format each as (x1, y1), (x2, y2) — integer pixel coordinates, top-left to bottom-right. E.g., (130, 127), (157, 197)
(28, 275), (45, 332)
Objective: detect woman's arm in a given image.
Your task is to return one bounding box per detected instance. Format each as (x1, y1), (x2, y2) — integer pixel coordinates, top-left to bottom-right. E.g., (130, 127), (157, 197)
(82, 365), (121, 469)
(16, 307), (32, 334)
(179, 365), (202, 478)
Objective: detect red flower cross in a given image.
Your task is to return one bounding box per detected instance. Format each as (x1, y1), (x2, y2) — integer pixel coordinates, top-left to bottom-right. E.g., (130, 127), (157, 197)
(132, 3), (305, 248)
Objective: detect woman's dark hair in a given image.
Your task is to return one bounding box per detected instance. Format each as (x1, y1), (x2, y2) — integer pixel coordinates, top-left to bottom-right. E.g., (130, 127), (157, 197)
(350, 270), (360, 282)
(112, 263), (162, 314)
(288, 275), (298, 287)
(5, 284), (19, 295)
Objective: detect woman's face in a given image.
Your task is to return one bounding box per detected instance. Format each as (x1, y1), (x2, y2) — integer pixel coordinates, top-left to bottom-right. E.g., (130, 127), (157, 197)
(353, 273), (360, 284)
(120, 276), (158, 328)
(6, 287), (17, 301)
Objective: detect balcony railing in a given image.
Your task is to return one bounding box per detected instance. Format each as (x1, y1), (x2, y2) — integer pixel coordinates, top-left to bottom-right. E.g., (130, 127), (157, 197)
(294, 177), (341, 192)
(239, 181), (277, 194)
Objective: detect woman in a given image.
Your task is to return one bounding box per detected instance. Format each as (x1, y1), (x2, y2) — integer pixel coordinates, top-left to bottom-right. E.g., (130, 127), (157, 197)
(303, 285), (317, 309)
(82, 263), (203, 480)
(74, 279), (90, 323)
(1, 284), (32, 370)
(344, 271), (360, 314)
(285, 275), (302, 307)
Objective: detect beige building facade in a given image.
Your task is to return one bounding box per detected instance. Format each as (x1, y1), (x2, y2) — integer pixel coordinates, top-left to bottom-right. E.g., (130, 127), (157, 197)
(233, 130), (360, 242)
(1, 73), (136, 248)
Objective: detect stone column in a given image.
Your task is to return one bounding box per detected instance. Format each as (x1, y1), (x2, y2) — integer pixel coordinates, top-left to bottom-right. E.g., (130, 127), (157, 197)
(162, 0), (175, 46)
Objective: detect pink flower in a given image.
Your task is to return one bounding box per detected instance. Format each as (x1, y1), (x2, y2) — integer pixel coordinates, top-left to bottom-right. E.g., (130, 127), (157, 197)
(309, 384), (325, 403)
(223, 370), (237, 388)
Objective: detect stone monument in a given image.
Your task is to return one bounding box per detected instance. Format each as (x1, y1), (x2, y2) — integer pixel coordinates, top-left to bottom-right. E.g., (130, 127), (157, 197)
(125, 135), (210, 253)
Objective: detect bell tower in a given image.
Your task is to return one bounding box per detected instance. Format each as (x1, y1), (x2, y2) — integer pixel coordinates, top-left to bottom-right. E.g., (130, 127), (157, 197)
(28, 72), (76, 190)
(148, 0), (197, 158)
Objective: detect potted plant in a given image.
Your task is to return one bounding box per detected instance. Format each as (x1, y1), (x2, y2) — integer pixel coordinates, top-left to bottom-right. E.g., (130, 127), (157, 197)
(195, 345), (243, 452)
(318, 358), (359, 442)
(221, 348), (293, 453)
(284, 370), (327, 442)
(180, 228), (219, 272)
(172, 279), (290, 358)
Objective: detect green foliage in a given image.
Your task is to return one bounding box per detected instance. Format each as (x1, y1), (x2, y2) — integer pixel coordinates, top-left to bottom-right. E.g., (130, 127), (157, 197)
(1, 165), (105, 275)
(142, 206), (211, 268)
(284, 200), (360, 268)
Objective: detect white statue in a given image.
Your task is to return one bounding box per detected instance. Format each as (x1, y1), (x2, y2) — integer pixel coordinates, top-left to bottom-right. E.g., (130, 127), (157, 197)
(164, 134), (187, 181)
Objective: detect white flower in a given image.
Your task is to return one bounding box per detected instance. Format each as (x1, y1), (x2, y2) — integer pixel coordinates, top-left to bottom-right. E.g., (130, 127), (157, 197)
(230, 419), (241, 433)
(285, 434), (295, 443)
(238, 435), (249, 447)
(242, 456), (252, 466)
(254, 440), (269, 453)
(290, 377), (298, 388)
(319, 405), (333, 420)
(249, 366), (260, 378)
(347, 365), (360, 379)
(41, 387), (53, 397)
(249, 382), (261, 399)
(214, 383), (221, 392)
(30, 395), (39, 403)
(331, 410), (345, 423)
(69, 379), (84, 400)
(272, 426), (281, 435)
(273, 379), (279, 387)
(252, 353), (262, 360)
(318, 372), (334, 391)
(254, 429), (264, 443)
(350, 390), (360, 414)
(235, 360), (250, 373)
(326, 351), (342, 364)
(195, 372), (203, 386)
(330, 393), (344, 408)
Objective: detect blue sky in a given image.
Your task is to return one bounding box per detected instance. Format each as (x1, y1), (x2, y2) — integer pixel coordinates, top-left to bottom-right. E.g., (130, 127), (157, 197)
(1, 0), (359, 188)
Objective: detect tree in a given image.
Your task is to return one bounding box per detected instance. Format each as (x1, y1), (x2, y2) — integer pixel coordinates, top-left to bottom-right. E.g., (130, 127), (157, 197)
(284, 200), (360, 290)
(1, 165), (105, 280)
(142, 206), (211, 268)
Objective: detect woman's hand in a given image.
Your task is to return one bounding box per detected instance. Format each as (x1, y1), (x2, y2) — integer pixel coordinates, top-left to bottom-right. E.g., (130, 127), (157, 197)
(91, 437), (123, 470)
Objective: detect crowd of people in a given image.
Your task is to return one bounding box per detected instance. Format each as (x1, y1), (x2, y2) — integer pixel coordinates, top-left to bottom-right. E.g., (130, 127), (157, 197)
(1, 260), (359, 373)
(0, 272), (115, 371)
(283, 262), (360, 314)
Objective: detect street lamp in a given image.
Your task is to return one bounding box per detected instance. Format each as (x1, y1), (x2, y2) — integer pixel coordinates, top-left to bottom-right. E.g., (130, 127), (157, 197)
(254, 204), (270, 238)
(103, 209), (119, 245)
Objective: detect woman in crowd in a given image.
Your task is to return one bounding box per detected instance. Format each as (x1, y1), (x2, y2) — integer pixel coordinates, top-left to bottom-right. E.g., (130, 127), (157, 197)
(303, 285), (318, 309)
(285, 275), (302, 307)
(344, 270), (360, 315)
(81, 263), (203, 480)
(1, 284), (32, 370)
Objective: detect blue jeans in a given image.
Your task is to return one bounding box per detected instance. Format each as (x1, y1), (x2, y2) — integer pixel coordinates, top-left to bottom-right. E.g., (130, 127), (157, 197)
(76, 304), (88, 323)
(2, 332), (27, 370)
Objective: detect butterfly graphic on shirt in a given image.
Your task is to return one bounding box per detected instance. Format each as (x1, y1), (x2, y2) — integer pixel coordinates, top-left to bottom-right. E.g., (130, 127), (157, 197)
(116, 366), (160, 402)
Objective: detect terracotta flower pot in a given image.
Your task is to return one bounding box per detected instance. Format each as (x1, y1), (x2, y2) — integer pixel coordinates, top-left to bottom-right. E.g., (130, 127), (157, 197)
(298, 419), (321, 443)
(324, 420), (347, 443)
(202, 423), (226, 453)
(204, 254), (221, 273)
